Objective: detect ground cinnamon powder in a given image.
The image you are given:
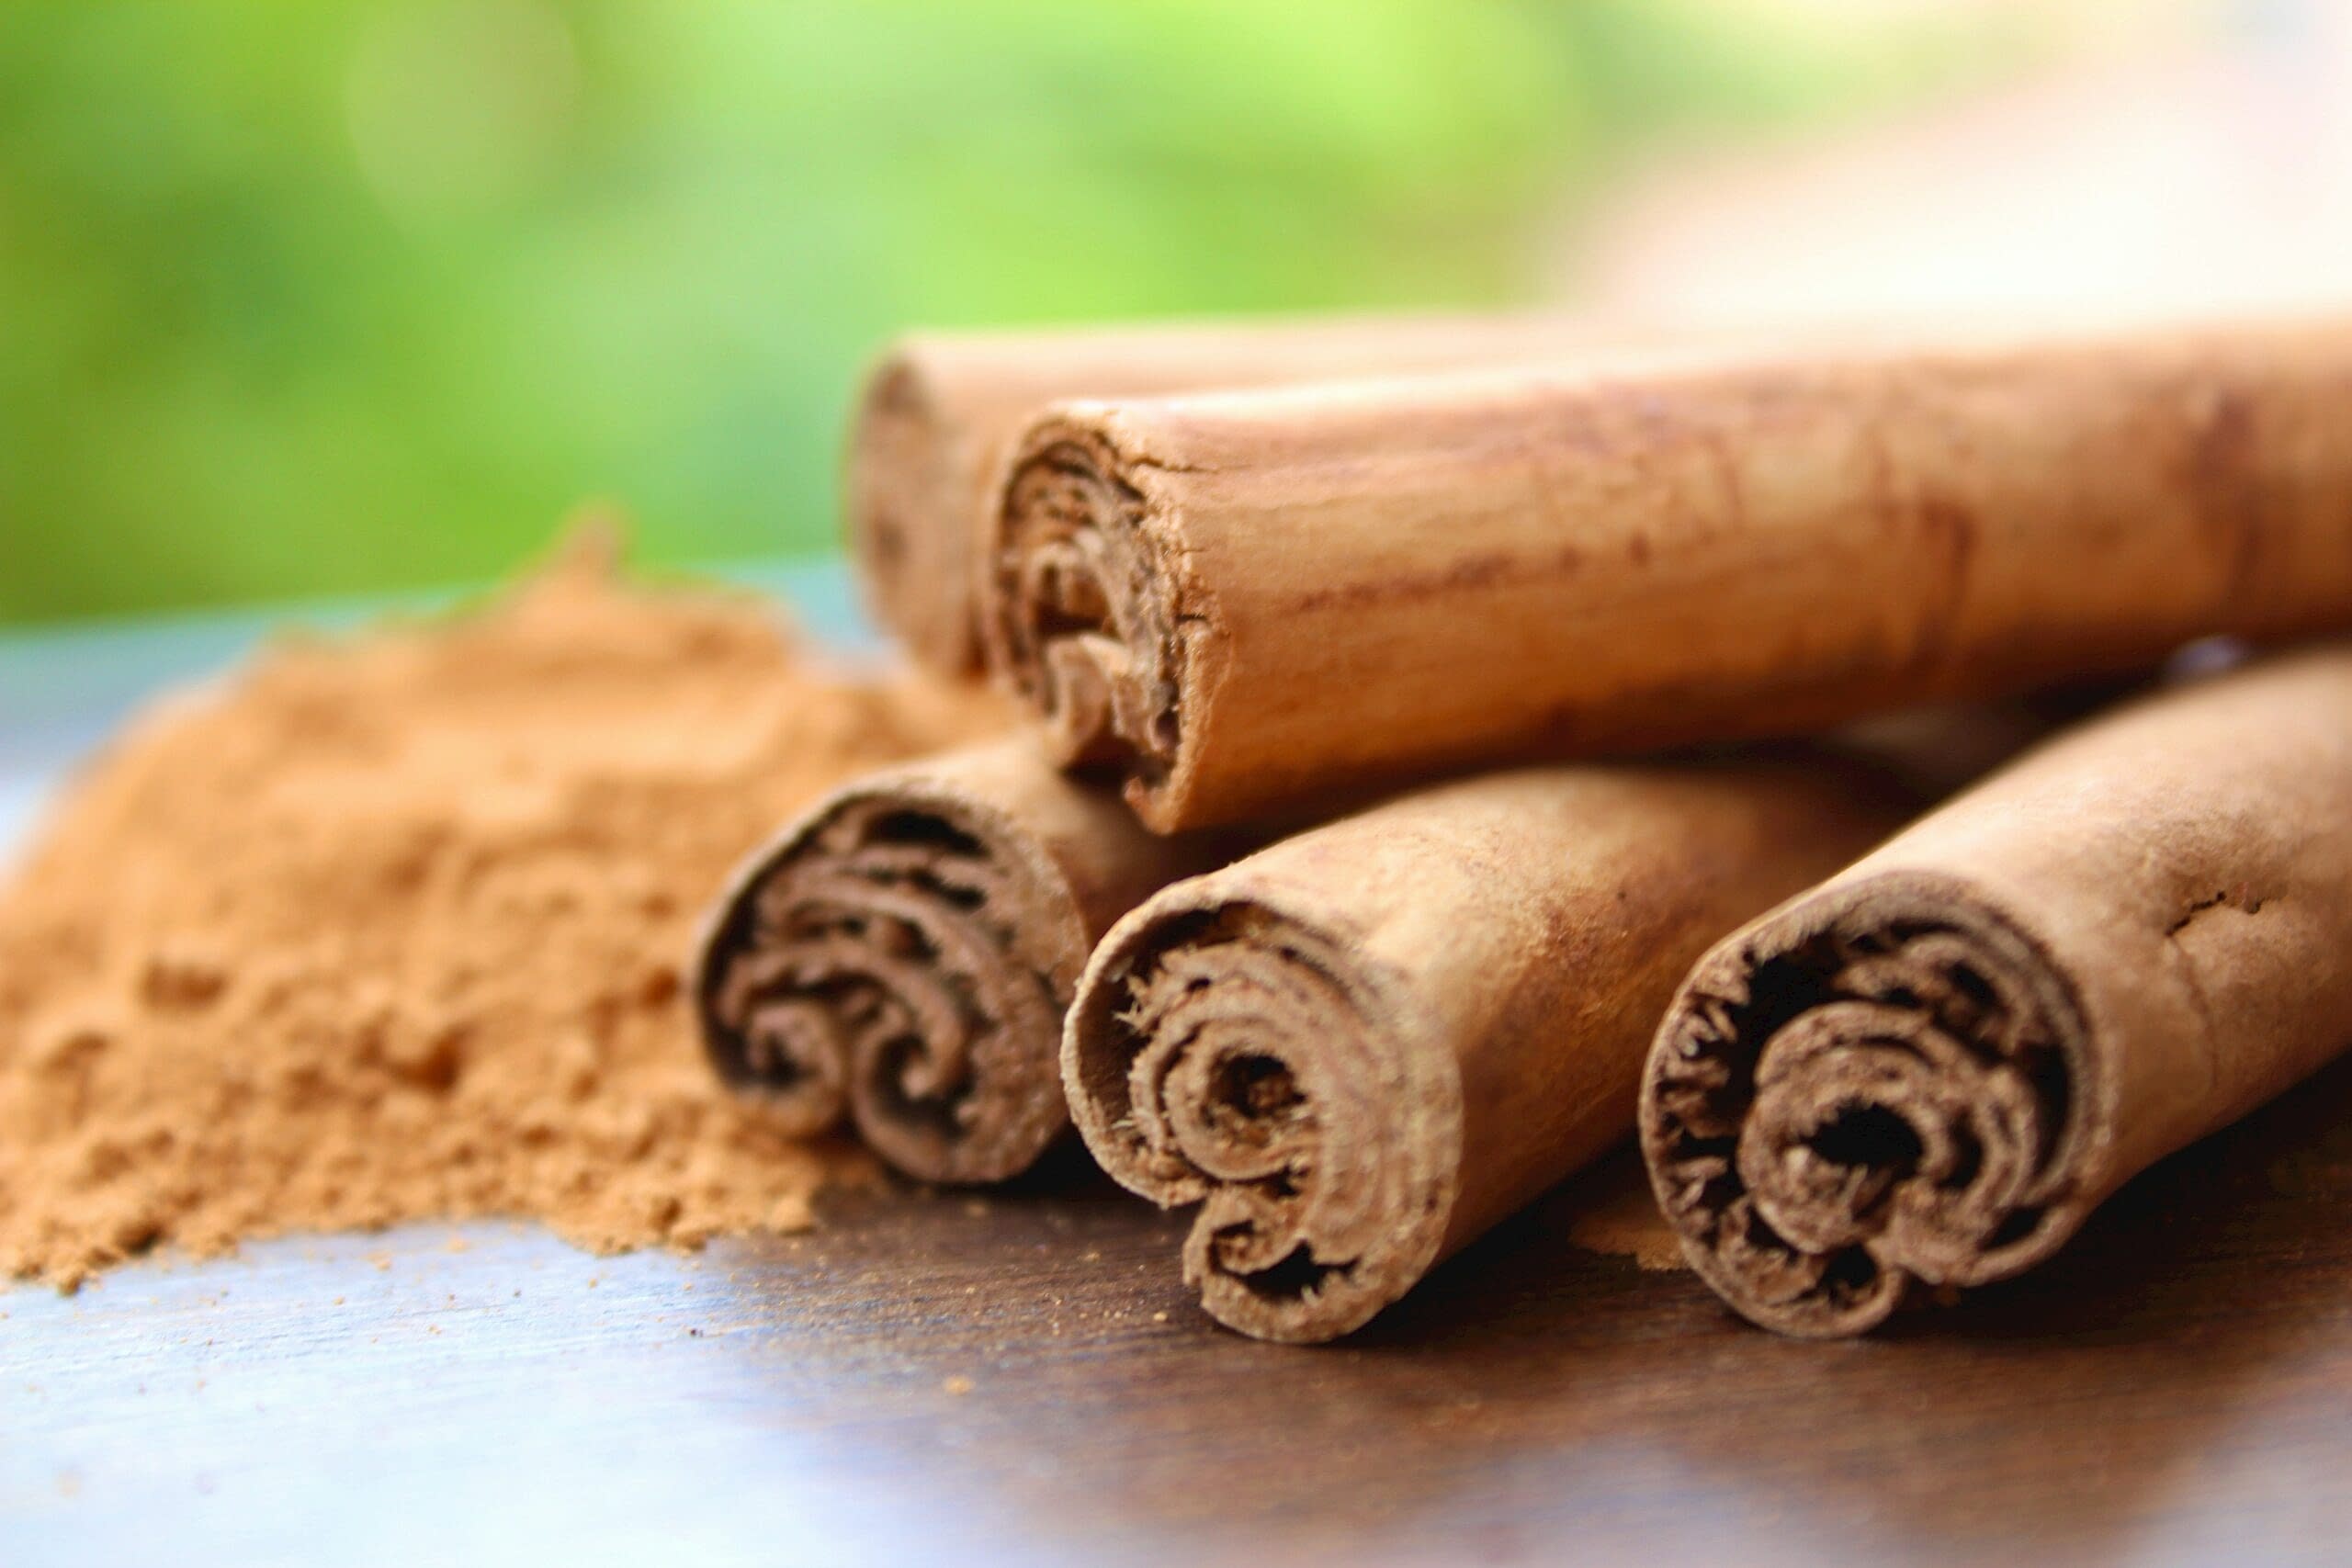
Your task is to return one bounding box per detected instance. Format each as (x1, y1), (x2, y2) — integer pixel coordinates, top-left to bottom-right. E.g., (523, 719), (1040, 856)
(0, 533), (1006, 1289)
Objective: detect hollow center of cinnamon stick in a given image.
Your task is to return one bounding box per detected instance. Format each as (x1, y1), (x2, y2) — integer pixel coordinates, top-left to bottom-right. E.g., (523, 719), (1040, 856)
(1803, 1102), (1925, 1173)
(1208, 1052), (1306, 1129)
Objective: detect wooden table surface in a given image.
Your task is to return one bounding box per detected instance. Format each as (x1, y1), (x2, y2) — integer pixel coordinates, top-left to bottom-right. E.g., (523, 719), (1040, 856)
(6, 569), (2350, 1567)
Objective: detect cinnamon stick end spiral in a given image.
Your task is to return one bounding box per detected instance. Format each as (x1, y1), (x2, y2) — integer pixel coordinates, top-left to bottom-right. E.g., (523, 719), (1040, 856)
(986, 416), (1193, 826)
(1641, 873), (2098, 1337)
(695, 779), (1085, 1185)
(1065, 891), (1460, 1343)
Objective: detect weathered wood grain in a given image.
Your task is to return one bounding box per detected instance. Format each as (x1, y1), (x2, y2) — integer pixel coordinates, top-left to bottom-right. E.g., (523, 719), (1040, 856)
(10, 1051), (2352, 1567)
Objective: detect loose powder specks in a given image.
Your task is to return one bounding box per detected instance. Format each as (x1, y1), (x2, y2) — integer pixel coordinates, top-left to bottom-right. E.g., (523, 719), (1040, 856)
(1561, 1152), (1690, 1274)
(0, 532), (1008, 1289)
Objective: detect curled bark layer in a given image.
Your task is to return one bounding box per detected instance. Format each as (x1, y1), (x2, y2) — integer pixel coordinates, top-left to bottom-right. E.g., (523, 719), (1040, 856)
(1642, 647), (2352, 1337)
(984, 317), (2352, 830)
(845, 315), (1613, 672)
(695, 739), (1226, 1183)
(1065, 761), (1909, 1341)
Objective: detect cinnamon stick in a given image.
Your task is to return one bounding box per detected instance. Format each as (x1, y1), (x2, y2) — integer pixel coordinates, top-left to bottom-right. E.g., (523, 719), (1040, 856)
(847, 314), (1613, 671)
(983, 316), (2352, 830)
(1062, 757), (1911, 1342)
(693, 738), (1233, 1183)
(1640, 646), (2352, 1337)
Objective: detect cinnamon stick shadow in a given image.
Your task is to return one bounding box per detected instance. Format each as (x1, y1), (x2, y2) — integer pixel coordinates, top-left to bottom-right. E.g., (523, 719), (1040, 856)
(723, 1048), (2352, 1564)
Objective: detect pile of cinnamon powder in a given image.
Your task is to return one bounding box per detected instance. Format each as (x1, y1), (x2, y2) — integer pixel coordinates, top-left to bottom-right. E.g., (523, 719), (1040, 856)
(0, 533), (1005, 1288)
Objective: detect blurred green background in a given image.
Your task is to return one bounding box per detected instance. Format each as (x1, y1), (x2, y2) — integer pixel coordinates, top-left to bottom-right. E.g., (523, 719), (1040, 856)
(0, 0), (2045, 626)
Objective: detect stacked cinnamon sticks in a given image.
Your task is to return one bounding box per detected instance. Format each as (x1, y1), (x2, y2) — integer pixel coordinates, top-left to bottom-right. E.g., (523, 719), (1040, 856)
(696, 312), (2352, 1343)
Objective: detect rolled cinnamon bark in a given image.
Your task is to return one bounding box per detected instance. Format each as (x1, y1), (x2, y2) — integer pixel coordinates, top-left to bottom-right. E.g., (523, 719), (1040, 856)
(693, 739), (1233, 1183)
(984, 315), (2352, 830)
(1063, 758), (1911, 1342)
(1641, 646), (2352, 1337)
(848, 314), (1615, 671)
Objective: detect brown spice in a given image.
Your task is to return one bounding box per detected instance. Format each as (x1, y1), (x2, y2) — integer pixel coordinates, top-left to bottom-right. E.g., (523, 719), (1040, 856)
(1560, 1152), (1690, 1274)
(846, 314), (1630, 672)
(1063, 756), (1910, 1342)
(0, 531), (1006, 1289)
(1641, 645), (2352, 1336)
(984, 315), (2352, 831)
(695, 737), (1249, 1185)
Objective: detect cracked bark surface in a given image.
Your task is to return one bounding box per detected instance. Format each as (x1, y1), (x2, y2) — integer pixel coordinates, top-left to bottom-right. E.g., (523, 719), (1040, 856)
(981, 317), (2352, 831)
(1643, 646), (2352, 1336)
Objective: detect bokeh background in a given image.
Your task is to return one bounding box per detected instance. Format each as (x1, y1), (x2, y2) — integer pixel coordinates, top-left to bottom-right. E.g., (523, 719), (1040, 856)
(4, 0), (2344, 626)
